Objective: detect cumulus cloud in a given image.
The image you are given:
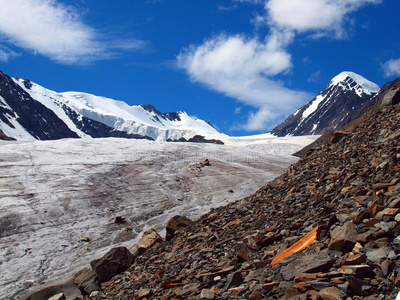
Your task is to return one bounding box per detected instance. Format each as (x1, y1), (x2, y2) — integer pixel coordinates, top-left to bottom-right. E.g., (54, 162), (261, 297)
(177, 34), (312, 130)
(265, 0), (382, 38)
(0, 0), (145, 64)
(177, 0), (383, 132)
(382, 58), (400, 77)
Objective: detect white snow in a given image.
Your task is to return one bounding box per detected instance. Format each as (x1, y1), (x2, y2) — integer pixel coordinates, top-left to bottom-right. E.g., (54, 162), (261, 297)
(0, 136), (318, 299)
(329, 71), (380, 96)
(12, 79), (227, 142)
(0, 95), (37, 141)
(301, 94), (325, 121)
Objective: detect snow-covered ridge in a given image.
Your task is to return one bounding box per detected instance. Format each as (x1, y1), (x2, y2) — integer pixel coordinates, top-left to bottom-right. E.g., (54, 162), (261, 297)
(271, 71), (380, 137)
(329, 71), (380, 96)
(12, 78), (227, 142)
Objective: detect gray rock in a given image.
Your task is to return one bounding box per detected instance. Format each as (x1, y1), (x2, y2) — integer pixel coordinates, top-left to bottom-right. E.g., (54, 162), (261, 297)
(200, 288), (215, 299)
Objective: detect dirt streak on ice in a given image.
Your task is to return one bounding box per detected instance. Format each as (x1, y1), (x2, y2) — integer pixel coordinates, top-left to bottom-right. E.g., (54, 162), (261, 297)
(0, 137), (316, 299)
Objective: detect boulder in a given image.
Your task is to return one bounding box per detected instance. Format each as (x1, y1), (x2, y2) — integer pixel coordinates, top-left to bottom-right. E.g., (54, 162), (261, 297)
(328, 222), (357, 253)
(72, 268), (100, 295)
(90, 247), (135, 282)
(166, 215), (194, 241)
(137, 228), (163, 254)
(280, 251), (337, 281)
(382, 88), (400, 106)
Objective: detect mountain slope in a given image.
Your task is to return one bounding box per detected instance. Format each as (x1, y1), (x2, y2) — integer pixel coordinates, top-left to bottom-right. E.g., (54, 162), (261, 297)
(271, 71), (380, 136)
(0, 71), (80, 140)
(0, 70), (226, 142)
(81, 76), (400, 300)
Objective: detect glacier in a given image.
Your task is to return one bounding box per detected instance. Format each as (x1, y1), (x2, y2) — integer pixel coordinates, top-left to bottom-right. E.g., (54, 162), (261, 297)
(0, 136), (317, 299)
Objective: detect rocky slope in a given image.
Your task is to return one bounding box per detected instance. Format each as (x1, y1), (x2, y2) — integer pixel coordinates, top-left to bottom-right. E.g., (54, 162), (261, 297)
(271, 72), (380, 137)
(54, 78), (400, 300)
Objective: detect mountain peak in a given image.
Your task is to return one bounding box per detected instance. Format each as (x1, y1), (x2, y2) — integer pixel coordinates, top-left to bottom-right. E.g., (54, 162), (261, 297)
(330, 71), (380, 96)
(271, 71), (380, 136)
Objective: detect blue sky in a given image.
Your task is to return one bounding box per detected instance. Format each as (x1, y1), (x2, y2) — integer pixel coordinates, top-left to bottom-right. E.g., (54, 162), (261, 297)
(0, 0), (399, 136)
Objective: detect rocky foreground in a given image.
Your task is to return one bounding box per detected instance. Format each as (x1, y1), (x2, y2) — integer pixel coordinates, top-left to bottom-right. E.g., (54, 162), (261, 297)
(50, 82), (400, 300)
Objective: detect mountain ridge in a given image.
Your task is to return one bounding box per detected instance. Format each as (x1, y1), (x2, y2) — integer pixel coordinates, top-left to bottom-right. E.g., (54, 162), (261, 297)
(271, 71), (380, 137)
(0, 70), (226, 143)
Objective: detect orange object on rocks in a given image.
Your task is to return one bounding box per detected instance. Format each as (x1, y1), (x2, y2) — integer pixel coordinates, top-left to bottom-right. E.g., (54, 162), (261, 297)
(271, 226), (320, 266)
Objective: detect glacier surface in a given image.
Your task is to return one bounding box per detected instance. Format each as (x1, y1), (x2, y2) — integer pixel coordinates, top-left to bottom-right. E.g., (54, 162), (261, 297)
(0, 136), (317, 299)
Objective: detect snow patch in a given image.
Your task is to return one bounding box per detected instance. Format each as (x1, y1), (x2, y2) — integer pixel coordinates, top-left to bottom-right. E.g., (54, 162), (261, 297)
(329, 71), (380, 96)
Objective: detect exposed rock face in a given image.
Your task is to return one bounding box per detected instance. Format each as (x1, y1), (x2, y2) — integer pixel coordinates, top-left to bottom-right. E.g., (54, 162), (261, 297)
(271, 72), (379, 136)
(0, 70), (80, 140)
(81, 78), (400, 299)
(0, 70), (223, 142)
(90, 247), (135, 282)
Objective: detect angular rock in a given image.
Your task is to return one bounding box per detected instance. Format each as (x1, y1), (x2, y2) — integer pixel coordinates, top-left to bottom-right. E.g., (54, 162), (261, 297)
(91, 247), (135, 282)
(137, 228), (163, 254)
(382, 88), (400, 106)
(262, 282), (280, 292)
(48, 293), (66, 300)
(166, 215), (194, 241)
(280, 252), (337, 281)
(249, 291), (264, 300)
(237, 248), (249, 263)
(226, 271), (243, 289)
(343, 253), (366, 265)
(340, 265), (373, 275)
(72, 268), (100, 295)
(364, 246), (392, 262)
(200, 288), (215, 299)
(283, 288), (300, 300)
(319, 286), (341, 300)
(330, 131), (350, 144)
(137, 288), (152, 299)
(328, 222), (357, 253)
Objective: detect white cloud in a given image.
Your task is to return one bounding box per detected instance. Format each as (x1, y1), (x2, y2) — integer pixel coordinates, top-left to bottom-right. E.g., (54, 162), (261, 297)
(0, 45), (19, 62)
(242, 107), (277, 131)
(382, 58), (400, 77)
(265, 0), (382, 38)
(307, 70), (321, 83)
(0, 0), (145, 65)
(177, 34), (312, 130)
(178, 0), (383, 132)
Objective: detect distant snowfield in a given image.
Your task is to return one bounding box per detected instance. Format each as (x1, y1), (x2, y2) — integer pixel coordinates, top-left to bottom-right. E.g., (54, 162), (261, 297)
(0, 135), (317, 299)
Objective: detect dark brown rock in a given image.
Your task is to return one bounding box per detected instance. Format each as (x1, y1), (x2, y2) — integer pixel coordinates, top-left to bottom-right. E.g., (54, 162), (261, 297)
(330, 131), (350, 144)
(166, 215), (194, 241)
(328, 222), (357, 253)
(237, 248), (249, 263)
(282, 288), (300, 300)
(72, 268), (100, 295)
(90, 247), (135, 282)
(249, 291), (264, 300)
(225, 271), (243, 289)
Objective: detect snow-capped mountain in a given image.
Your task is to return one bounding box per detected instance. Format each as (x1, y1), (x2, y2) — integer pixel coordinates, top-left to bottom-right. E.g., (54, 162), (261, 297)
(0, 70), (226, 142)
(271, 71), (380, 136)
